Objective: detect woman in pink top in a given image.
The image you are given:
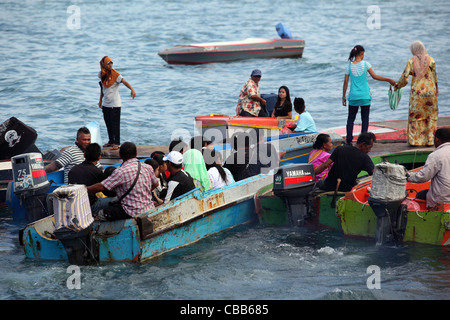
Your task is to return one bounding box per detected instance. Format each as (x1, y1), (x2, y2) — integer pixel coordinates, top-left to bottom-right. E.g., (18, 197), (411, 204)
(309, 134), (333, 180)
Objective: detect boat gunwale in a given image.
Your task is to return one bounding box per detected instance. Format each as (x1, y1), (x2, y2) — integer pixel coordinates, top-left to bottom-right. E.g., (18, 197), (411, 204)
(162, 38), (305, 50)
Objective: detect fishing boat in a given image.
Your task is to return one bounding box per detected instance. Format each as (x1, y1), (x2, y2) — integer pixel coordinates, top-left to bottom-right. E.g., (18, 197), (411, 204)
(325, 116), (450, 143)
(214, 130), (344, 168)
(195, 114), (298, 143)
(20, 173), (273, 263)
(335, 167), (450, 246)
(254, 149), (431, 228)
(158, 38), (305, 65)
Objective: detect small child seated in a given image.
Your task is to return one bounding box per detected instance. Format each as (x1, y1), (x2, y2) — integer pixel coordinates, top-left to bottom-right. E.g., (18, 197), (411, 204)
(293, 97), (317, 133)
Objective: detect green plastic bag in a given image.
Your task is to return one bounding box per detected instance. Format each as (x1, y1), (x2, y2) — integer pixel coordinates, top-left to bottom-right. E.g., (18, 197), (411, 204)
(388, 85), (403, 111)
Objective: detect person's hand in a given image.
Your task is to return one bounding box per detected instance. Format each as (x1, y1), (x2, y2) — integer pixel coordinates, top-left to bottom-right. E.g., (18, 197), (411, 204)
(388, 79), (397, 86)
(130, 89), (136, 99)
(260, 98), (266, 106)
(98, 101), (102, 109)
(342, 98), (347, 106)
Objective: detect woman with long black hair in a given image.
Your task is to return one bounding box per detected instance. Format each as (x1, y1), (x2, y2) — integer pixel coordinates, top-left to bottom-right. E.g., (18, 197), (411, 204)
(271, 85), (292, 119)
(342, 45), (396, 145)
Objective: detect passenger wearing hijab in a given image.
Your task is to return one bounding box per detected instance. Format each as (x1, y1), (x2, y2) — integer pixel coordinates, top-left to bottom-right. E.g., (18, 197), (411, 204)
(395, 41), (439, 147)
(182, 148), (212, 191)
(98, 56), (136, 150)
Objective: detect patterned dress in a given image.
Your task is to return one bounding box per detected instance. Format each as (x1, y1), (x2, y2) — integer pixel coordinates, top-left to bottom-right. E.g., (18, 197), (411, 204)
(236, 79), (261, 116)
(396, 57), (438, 146)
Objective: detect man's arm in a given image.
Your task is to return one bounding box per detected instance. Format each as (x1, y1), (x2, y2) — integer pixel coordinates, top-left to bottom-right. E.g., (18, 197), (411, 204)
(45, 161), (62, 173)
(164, 181), (179, 204)
(314, 158), (333, 175)
(86, 182), (106, 194)
(408, 160), (437, 183)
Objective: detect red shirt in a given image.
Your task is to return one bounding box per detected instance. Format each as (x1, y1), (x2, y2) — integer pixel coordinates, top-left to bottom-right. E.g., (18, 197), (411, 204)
(102, 158), (158, 217)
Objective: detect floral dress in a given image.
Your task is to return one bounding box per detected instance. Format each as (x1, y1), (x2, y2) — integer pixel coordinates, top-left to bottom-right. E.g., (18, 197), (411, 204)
(396, 57), (438, 146)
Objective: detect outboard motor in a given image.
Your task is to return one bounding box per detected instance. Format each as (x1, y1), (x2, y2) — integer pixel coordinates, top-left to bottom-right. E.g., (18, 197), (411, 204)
(1, 117), (39, 161)
(50, 184), (94, 265)
(275, 23), (292, 39)
(273, 164), (315, 226)
(11, 152), (50, 222)
(368, 162), (409, 246)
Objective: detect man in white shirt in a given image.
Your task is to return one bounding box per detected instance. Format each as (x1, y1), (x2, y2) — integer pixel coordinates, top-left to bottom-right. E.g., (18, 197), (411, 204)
(408, 128), (450, 208)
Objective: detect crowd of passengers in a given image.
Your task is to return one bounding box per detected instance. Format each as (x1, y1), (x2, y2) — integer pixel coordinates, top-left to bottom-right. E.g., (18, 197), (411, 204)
(45, 127), (281, 222)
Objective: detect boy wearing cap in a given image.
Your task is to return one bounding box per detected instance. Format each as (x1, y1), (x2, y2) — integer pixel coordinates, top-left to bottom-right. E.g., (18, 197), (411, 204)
(236, 69), (268, 117)
(163, 151), (196, 203)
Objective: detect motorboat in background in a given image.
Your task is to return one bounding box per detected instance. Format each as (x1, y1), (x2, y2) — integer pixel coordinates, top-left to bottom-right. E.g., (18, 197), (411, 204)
(158, 23), (305, 64)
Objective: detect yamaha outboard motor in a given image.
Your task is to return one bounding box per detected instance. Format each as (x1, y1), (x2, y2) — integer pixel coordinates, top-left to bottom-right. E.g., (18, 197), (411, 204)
(368, 162), (409, 246)
(50, 184), (94, 265)
(11, 153), (50, 222)
(273, 164), (315, 226)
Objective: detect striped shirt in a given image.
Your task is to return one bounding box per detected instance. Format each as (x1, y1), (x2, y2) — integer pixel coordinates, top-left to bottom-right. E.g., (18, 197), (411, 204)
(56, 144), (102, 183)
(102, 158), (158, 217)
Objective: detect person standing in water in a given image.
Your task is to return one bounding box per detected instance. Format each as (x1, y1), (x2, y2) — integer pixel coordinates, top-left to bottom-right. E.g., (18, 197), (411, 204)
(98, 56), (136, 150)
(342, 45), (396, 145)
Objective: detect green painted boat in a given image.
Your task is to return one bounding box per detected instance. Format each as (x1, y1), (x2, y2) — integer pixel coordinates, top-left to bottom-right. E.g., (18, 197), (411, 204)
(255, 183), (345, 229)
(255, 149), (431, 228)
(335, 171), (450, 246)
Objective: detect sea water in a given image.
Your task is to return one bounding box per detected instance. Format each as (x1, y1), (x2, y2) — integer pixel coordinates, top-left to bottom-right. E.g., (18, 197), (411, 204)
(1, 0), (449, 301)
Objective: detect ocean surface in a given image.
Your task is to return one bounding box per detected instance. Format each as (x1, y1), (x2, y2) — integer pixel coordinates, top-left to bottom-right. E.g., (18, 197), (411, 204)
(1, 0), (449, 302)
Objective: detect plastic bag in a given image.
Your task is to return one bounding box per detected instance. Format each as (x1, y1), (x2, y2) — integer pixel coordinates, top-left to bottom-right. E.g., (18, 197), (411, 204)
(388, 85), (403, 111)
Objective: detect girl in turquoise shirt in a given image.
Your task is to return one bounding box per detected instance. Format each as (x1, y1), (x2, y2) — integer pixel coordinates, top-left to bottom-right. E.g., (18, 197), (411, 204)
(342, 45), (396, 144)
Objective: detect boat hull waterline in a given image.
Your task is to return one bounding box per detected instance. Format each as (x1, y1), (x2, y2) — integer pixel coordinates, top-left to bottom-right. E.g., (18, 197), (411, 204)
(158, 38), (305, 64)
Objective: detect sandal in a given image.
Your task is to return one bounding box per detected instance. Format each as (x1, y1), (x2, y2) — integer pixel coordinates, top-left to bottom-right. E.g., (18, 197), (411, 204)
(111, 144), (120, 150)
(103, 143), (113, 147)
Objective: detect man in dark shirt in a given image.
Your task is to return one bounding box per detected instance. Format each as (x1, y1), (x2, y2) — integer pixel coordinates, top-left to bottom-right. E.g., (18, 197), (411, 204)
(315, 132), (375, 192)
(68, 143), (116, 214)
(163, 151), (195, 203)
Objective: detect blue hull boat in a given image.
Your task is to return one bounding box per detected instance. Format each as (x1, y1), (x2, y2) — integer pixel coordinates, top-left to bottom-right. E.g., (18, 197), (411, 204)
(20, 173), (272, 263)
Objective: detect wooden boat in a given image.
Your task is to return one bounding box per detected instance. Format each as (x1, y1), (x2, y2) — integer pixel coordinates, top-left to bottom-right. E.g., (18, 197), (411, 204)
(214, 131), (344, 168)
(20, 173), (272, 263)
(196, 114), (344, 165)
(325, 116), (450, 143)
(254, 149), (431, 228)
(158, 38), (305, 65)
(336, 168), (450, 246)
(195, 114), (298, 142)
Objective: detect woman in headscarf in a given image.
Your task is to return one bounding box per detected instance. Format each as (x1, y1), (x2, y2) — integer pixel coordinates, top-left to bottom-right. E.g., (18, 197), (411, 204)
(396, 41), (439, 146)
(182, 148), (212, 191)
(98, 56), (136, 150)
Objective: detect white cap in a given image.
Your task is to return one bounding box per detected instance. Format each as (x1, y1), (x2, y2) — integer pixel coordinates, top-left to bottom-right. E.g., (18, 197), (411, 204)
(163, 151), (183, 165)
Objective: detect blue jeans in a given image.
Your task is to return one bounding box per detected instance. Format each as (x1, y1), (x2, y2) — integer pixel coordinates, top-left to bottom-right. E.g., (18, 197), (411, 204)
(346, 104), (370, 144)
(91, 196), (117, 215)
